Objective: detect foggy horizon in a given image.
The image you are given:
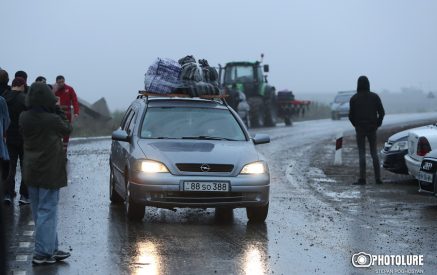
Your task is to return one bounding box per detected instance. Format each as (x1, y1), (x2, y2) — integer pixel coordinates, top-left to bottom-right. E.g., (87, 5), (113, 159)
(1, 0), (436, 111)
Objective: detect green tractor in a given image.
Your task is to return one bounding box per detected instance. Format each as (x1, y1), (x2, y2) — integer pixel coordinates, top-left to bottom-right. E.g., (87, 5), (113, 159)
(219, 59), (278, 127)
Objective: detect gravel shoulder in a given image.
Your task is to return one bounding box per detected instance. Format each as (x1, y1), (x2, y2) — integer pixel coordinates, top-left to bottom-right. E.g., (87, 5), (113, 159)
(306, 120), (437, 272)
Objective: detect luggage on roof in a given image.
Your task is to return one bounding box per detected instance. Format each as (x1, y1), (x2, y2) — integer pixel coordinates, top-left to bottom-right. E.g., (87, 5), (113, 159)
(143, 55), (220, 96)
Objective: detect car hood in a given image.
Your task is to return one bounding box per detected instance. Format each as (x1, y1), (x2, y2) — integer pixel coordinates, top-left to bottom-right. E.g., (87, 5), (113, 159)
(137, 139), (260, 175)
(388, 125), (430, 142)
(331, 102), (349, 111)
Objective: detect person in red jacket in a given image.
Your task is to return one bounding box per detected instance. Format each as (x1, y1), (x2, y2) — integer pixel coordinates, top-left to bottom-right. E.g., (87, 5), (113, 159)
(54, 75), (79, 154)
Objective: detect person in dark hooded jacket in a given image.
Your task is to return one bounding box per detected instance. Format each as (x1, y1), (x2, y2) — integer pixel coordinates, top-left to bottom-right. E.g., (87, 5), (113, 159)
(0, 70), (10, 96)
(19, 82), (72, 264)
(349, 75), (385, 185)
(2, 77), (28, 204)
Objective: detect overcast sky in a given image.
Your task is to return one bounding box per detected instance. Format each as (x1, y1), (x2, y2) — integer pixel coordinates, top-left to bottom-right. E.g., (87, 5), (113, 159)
(1, 0), (436, 111)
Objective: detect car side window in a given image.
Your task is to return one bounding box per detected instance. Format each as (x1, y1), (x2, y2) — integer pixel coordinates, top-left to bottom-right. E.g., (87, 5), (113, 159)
(125, 109), (137, 136)
(120, 109), (133, 129)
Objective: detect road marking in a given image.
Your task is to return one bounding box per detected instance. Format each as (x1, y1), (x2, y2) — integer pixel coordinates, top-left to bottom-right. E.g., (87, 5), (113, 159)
(23, 231), (34, 236)
(19, 242), (31, 248)
(16, 255), (28, 262)
(12, 271), (26, 275)
(28, 221), (35, 226)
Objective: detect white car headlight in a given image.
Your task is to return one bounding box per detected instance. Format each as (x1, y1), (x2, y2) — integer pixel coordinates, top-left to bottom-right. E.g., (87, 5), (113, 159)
(240, 162), (267, 174)
(389, 141), (408, 152)
(140, 160), (169, 173)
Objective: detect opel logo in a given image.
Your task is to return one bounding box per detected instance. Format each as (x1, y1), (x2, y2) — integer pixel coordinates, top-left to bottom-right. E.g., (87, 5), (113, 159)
(200, 164), (211, 172)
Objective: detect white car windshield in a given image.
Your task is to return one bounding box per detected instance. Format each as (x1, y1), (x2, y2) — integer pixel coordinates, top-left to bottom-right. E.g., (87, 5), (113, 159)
(335, 94), (353, 103)
(140, 107), (246, 141)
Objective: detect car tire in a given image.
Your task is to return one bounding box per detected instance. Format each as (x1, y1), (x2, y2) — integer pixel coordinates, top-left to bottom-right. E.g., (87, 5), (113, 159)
(125, 181), (145, 221)
(246, 203), (269, 223)
(109, 168), (123, 204)
(331, 111), (338, 120)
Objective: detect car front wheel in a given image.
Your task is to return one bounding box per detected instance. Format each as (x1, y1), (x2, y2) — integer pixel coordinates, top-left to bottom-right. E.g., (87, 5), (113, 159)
(125, 181), (145, 221)
(109, 168), (123, 204)
(246, 203), (269, 223)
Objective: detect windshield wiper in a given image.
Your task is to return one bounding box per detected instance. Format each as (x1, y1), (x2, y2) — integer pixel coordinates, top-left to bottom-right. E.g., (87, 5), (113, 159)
(182, 136), (238, 141)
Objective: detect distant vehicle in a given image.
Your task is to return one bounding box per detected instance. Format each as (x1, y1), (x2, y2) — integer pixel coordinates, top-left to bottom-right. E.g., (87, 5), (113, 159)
(219, 56), (310, 127)
(109, 93), (271, 222)
(381, 126), (428, 174)
(330, 91), (355, 120)
(417, 150), (437, 196)
(405, 125), (437, 177)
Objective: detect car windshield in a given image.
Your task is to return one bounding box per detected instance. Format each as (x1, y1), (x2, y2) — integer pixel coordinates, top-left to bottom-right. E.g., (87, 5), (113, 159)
(140, 107), (246, 141)
(334, 94), (353, 103)
(224, 65), (254, 84)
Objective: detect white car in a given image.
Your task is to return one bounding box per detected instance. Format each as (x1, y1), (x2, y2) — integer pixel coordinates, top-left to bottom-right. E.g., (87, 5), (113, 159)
(405, 124), (437, 178)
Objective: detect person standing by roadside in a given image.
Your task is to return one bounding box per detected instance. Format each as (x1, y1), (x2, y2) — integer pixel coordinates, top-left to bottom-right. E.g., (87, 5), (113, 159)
(54, 75), (79, 154)
(0, 91), (10, 274)
(19, 82), (72, 264)
(0, 70), (10, 96)
(349, 75), (385, 185)
(2, 77), (29, 205)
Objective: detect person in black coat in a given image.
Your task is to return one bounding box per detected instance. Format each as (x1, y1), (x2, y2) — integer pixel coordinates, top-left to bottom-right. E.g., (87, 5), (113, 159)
(0, 70), (10, 96)
(2, 77), (28, 204)
(349, 75), (385, 185)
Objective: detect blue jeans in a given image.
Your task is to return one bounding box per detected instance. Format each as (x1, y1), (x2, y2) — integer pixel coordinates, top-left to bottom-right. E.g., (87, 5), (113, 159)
(28, 187), (59, 257)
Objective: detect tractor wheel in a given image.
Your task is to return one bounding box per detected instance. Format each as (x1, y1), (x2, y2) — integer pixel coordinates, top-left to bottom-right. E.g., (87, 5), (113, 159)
(263, 98), (277, 127)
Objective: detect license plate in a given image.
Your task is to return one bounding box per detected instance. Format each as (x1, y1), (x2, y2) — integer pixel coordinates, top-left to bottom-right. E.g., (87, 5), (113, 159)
(183, 181), (230, 192)
(417, 171), (433, 183)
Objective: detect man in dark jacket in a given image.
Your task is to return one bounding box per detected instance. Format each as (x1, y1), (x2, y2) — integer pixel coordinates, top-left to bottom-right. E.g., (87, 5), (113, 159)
(0, 70), (10, 96)
(19, 82), (72, 264)
(14, 71), (29, 94)
(349, 75), (385, 185)
(2, 77), (28, 204)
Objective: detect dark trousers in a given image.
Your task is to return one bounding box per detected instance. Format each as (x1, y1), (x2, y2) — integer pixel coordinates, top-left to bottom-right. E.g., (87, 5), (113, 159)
(4, 142), (27, 198)
(356, 129), (381, 182)
(0, 164), (7, 274)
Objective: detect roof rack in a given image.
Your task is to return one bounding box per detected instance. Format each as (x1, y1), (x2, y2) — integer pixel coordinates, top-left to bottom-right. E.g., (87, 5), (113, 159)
(137, 90), (229, 106)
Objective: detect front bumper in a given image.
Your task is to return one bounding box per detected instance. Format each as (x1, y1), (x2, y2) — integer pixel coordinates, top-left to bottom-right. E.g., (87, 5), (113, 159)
(404, 155), (421, 177)
(129, 172), (270, 208)
(380, 149), (408, 174)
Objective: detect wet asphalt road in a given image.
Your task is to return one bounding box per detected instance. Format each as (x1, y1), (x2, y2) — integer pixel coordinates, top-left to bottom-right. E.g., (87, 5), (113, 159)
(4, 113), (437, 274)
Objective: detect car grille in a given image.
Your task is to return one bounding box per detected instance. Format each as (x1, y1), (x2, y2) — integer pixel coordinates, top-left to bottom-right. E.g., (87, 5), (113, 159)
(155, 192), (244, 203)
(176, 163), (234, 173)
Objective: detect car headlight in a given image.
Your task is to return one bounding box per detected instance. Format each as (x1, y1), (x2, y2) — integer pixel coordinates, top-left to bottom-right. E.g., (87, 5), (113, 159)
(389, 141), (408, 152)
(139, 160), (169, 173)
(240, 161), (268, 174)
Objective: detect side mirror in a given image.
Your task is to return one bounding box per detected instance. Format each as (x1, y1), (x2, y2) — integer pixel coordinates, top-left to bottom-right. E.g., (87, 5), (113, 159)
(263, 64), (269, 73)
(112, 129), (130, 142)
(252, 134), (270, 145)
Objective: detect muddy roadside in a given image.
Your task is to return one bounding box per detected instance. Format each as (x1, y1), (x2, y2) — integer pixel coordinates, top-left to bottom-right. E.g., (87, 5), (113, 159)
(304, 119), (437, 269)
(311, 120), (437, 186)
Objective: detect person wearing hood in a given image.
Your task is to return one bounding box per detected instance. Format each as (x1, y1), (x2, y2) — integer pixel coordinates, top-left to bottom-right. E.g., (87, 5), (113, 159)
(349, 75), (385, 185)
(0, 70), (10, 96)
(19, 82), (72, 264)
(2, 77), (28, 205)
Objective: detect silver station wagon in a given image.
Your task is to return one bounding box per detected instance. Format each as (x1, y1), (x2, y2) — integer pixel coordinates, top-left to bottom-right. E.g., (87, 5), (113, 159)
(109, 94), (271, 222)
